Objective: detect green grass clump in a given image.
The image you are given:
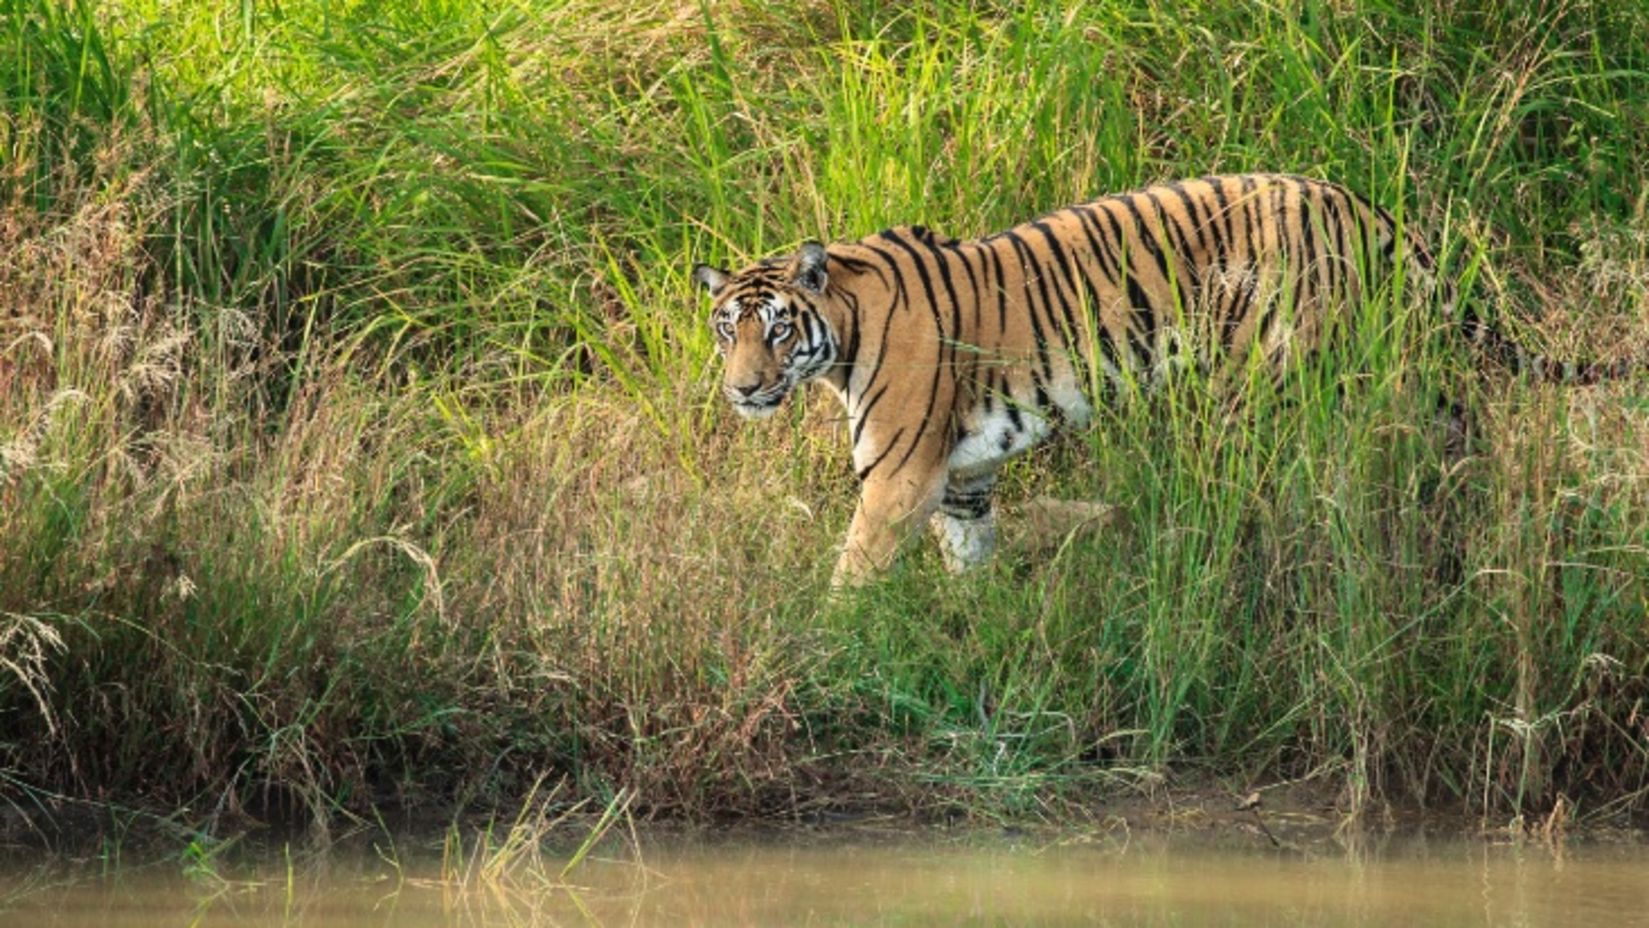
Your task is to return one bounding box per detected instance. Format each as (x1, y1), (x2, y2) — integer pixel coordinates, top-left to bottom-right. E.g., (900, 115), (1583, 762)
(1, 0), (1647, 828)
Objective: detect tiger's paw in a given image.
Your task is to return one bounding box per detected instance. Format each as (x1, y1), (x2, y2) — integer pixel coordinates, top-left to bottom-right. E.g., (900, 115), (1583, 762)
(930, 511), (997, 574)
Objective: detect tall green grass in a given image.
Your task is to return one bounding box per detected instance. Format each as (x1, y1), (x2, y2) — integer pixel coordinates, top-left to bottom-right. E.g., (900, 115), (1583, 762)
(2, 0), (1647, 828)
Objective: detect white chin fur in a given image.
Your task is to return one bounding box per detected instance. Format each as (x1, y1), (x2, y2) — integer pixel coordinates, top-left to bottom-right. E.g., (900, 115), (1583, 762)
(733, 399), (782, 420)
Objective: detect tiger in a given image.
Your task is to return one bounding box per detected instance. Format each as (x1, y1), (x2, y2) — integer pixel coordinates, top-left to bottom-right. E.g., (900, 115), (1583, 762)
(691, 173), (1639, 587)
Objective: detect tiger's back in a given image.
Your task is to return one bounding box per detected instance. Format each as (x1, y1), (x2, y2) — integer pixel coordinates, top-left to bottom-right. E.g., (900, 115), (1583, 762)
(694, 173), (1447, 585)
(835, 175), (1415, 483)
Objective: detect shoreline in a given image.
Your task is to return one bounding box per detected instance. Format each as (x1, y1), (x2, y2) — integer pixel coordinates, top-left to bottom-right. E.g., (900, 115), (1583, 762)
(5, 774), (1641, 861)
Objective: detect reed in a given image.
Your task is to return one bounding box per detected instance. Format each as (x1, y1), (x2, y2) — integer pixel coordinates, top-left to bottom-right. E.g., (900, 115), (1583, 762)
(1, 0), (1646, 828)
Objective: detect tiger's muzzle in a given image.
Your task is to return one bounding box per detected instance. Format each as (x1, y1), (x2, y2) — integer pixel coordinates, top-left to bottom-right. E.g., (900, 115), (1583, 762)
(723, 377), (790, 418)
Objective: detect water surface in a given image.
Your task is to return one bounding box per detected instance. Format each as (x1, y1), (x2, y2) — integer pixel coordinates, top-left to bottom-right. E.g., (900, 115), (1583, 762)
(6, 829), (1648, 926)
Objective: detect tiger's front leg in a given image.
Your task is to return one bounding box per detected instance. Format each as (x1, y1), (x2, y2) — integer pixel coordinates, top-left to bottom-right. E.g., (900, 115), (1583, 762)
(929, 472), (997, 573)
(831, 466), (948, 588)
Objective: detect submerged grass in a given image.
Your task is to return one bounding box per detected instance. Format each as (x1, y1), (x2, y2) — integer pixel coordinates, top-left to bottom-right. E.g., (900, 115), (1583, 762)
(1, 0), (1648, 830)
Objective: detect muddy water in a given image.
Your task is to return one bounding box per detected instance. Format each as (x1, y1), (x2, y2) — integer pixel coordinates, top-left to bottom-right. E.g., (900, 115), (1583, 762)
(5, 831), (1649, 926)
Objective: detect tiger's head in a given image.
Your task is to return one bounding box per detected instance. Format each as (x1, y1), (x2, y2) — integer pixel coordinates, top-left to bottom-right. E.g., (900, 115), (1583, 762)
(693, 241), (839, 419)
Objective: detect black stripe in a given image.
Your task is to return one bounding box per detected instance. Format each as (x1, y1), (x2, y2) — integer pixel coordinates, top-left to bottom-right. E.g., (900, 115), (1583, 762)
(1029, 219), (1086, 345)
(1239, 175), (1262, 267)
(1142, 190), (1198, 310)
(941, 492), (992, 520)
(880, 229), (947, 333)
(985, 240), (1010, 335)
(1173, 181), (1214, 255)
(830, 251), (887, 286)
(878, 230), (950, 476)
(1289, 177), (1321, 300)
(1221, 269), (1255, 351)
(853, 383), (889, 446)
(1117, 194), (1172, 282)
(1208, 177), (1238, 264)
(836, 289), (861, 381)
(1123, 278), (1156, 368)
(1101, 200), (1160, 367)
(855, 244), (907, 417)
(1271, 181), (1292, 283)
(798, 308), (819, 348)
(1067, 209), (1124, 375)
(947, 239), (985, 333)
(911, 232), (965, 339)
(1074, 205), (1123, 283)
(1115, 196), (1172, 337)
(1076, 203), (1136, 381)
(1322, 185), (1356, 305)
(856, 426), (905, 481)
(1002, 229), (1059, 385)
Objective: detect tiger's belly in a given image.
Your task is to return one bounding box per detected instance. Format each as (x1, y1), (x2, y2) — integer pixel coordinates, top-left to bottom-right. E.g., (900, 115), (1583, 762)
(947, 380), (1091, 478)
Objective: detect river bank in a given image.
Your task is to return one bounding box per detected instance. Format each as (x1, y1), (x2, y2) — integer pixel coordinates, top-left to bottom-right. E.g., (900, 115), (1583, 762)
(4, 0), (1648, 833)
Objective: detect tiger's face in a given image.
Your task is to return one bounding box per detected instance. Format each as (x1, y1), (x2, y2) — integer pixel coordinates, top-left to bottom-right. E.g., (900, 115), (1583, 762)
(693, 242), (836, 420)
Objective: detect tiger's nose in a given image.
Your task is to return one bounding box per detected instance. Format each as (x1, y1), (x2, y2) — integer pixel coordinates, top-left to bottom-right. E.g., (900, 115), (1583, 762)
(732, 380), (762, 397)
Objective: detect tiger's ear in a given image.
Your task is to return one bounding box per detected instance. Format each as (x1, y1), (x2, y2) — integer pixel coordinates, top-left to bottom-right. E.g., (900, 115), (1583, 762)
(692, 263), (730, 296)
(789, 241), (829, 294)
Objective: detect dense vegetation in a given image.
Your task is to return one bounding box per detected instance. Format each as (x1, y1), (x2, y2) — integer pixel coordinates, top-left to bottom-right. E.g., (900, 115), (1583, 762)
(2, 0), (1647, 830)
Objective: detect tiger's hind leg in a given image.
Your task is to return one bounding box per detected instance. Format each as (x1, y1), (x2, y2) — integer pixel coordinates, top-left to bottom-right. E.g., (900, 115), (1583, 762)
(930, 472), (997, 574)
(1424, 386), (1482, 590)
(1439, 393), (1478, 469)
